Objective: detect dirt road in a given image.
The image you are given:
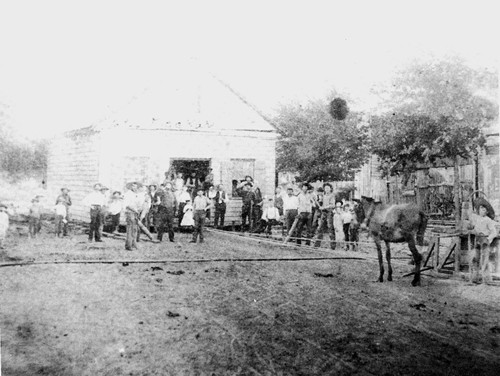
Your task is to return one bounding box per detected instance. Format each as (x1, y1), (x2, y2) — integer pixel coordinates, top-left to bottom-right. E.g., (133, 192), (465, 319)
(1, 229), (499, 375)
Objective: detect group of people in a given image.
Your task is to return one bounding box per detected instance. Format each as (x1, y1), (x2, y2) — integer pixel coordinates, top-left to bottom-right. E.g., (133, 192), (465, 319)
(237, 178), (360, 250)
(80, 170), (228, 250)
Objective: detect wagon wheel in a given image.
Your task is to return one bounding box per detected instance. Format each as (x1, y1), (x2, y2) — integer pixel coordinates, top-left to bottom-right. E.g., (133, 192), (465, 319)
(466, 190), (495, 220)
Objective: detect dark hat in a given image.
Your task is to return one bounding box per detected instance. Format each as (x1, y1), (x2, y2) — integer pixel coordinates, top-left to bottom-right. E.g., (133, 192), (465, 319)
(61, 187), (70, 192)
(100, 186), (109, 191)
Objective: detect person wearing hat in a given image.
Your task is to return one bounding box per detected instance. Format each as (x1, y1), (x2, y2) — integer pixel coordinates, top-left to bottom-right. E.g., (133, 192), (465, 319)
(83, 183), (107, 242)
(55, 187), (72, 236)
(295, 183), (313, 246)
(123, 182), (143, 250)
(236, 181), (254, 232)
(190, 189), (212, 243)
(466, 202), (499, 283)
(54, 197), (68, 237)
(213, 184), (228, 229)
(154, 182), (177, 242)
(28, 197), (43, 238)
(312, 183), (337, 249)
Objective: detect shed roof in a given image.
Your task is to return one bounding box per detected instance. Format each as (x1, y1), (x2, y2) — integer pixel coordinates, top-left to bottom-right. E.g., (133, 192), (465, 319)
(68, 68), (276, 137)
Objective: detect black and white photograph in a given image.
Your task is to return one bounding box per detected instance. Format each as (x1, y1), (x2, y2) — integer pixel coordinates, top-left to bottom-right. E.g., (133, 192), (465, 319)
(0, 1), (499, 375)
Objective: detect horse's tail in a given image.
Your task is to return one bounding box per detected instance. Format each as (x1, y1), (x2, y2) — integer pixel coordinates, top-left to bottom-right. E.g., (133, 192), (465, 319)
(416, 211), (428, 246)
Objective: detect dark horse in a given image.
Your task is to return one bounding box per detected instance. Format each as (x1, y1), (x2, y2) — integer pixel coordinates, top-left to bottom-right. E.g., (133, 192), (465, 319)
(357, 197), (428, 286)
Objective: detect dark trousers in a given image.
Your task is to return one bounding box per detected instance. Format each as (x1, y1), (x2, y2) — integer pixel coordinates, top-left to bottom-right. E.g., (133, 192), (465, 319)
(157, 206), (175, 241)
(193, 210), (207, 242)
(28, 217), (41, 237)
(55, 215), (65, 236)
(285, 209), (298, 236)
(254, 218), (280, 234)
(214, 203), (226, 228)
(241, 203), (251, 230)
(109, 213), (120, 233)
(314, 210), (336, 249)
(296, 212), (312, 245)
(89, 207), (103, 241)
(125, 211), (138, 250)
(343, 223), (350, 249)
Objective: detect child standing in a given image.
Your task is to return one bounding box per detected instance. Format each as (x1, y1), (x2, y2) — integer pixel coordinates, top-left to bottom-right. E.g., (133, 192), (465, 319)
(0, 203), (12, 249)
(181, 199), (194, 228)
(54, 198), (67, 237)
(341, 203), (353, 251)
(28, 197), (43, 238)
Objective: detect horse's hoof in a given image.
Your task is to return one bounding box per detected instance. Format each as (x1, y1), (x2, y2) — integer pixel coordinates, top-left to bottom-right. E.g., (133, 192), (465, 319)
(411, 280), (421, 287)
(388, 276), (393, 282)
(378, 278), (384, 283)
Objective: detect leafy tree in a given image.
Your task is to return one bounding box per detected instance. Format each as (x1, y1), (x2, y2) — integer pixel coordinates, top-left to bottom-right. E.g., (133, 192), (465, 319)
(274, 97), (370, 182)
(371, 57), (497, 173)
(370, 57), (498, 222)
(0, 105), (48, 180)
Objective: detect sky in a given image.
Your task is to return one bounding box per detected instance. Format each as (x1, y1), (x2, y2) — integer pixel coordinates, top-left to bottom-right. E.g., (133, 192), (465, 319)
(0, 0), (498, 139)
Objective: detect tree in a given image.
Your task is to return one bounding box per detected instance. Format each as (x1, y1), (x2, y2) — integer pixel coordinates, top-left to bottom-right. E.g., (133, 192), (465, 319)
(0, 105), (48, 180)
(370, 57), (498, 223)
(274, 97), (370, 182)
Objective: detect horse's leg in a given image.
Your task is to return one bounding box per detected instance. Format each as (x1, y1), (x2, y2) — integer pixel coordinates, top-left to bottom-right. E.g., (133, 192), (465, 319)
(408, 236), (422, 286)
(385, 241), (393, 282)
(374, 236), (384, 282)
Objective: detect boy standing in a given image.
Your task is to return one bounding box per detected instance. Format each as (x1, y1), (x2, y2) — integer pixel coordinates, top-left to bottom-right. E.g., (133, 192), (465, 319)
(55, 188), (72, 236)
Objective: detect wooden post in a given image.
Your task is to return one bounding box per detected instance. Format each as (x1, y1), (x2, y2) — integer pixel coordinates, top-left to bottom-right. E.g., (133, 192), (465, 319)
(453, 156), (461, 277)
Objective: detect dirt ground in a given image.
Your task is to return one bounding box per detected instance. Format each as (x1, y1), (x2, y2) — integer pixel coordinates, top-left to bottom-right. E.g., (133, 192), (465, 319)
(1, 225), (500, 375)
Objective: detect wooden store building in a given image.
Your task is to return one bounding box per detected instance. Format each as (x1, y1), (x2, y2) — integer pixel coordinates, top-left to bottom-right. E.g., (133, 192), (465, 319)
(46, 70), (277, 224)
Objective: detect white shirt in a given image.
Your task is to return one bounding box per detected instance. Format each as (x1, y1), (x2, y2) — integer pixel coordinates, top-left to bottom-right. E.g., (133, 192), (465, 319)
(83, 191), (107, 207)
(174, 178), (184, 191)
(107, 200), (123, 215)
(283, 194), (299, 211)
(123, 190), (143, 213)
(341, 211), (353, 224)
(54, 204), (67, 217)
(262, 207), (280, 221)
(208, 190), (217, 200)
(178, 191), (191, 204)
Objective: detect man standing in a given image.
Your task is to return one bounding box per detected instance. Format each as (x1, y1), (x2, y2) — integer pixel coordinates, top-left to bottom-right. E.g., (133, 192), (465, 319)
(123, 182), (143, 251)
(213, 184), (227, 229)
(190, 189), (212, 243)
(313, 183), (337, 249)
(154, 182), (177, 242)
(56, 187), (72, 236)
(185, 172), (200, 199)
(83, 183), (107, 242)
(296, 183), (313, 246)
(282, 187), (299, 240)
(236, 181), (253, 232)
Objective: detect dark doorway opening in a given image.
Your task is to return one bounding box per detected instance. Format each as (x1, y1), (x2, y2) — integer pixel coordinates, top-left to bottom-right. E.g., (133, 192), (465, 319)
(170, 159), (211, 183)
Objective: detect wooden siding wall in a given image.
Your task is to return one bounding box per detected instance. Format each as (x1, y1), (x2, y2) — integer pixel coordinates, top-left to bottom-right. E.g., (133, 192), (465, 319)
(46, 130), (101, 221)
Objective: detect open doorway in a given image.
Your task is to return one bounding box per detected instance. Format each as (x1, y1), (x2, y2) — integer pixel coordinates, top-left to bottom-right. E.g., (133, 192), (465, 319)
(170, 158), (211, 185)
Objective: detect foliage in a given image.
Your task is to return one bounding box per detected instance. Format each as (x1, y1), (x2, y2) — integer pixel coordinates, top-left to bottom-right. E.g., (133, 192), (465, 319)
(0, 112), (48, 180)
(370, 57), (497, 176)
(274, 98), (370, 181)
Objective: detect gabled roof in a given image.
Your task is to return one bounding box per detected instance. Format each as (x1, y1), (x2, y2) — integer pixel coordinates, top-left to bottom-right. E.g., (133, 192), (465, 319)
(79, 67), (276, 135)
